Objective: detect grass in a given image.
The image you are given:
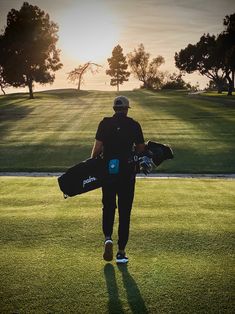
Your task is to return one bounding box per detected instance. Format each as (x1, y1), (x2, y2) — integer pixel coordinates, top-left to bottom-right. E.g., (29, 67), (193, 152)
(203, 91), (235, 97)
(0, 89), (235, 173)
(0, 177), (234, 313)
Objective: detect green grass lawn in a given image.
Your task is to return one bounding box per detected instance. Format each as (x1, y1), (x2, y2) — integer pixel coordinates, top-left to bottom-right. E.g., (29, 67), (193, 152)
(0, 89), (235, 173)
(0, 177), (234, 313)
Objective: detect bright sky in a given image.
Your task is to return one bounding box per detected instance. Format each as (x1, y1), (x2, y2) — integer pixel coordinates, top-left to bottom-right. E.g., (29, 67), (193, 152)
(0, 0), (235, 93)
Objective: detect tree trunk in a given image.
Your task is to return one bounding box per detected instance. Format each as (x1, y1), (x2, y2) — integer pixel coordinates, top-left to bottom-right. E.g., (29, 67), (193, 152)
(28, 79), (34, 99)
(215, 79), (222, 94)
(232, 70), (234, 91)
(0, 84), (6, 95)
(227, 83), (233, 96)
(226, 72), (233, 96)
(117, 82), (119, 92)
(217, 86), (222, 94)
(77, 76), (81, 91)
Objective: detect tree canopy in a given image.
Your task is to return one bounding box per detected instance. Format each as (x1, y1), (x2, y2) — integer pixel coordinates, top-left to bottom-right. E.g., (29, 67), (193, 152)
(128, 44), (165, 90)
(175, 13), (235, 95)
(0, 2), (62, 98)
(106, 45), (130, 91)
(175, 34), (227, 93)
(218, 13), (235, 95)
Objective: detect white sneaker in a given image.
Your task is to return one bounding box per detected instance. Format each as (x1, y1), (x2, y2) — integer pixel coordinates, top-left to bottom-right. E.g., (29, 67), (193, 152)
(116, 252), (128, 264)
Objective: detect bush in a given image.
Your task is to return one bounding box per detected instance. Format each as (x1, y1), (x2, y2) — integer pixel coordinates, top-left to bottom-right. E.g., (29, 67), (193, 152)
(162, 72), (188, 90)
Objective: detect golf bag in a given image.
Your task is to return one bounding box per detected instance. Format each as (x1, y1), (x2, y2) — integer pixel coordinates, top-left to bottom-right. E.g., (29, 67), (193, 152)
(58, 157), (104, 198)
(146, 141), (174, 167)
(137, 141), (174, 174)
(57, 140), (174, 198)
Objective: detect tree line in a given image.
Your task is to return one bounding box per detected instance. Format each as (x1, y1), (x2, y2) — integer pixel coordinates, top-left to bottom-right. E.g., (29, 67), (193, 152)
(0, 2), (234, 98)
(67, 43), (183, 93)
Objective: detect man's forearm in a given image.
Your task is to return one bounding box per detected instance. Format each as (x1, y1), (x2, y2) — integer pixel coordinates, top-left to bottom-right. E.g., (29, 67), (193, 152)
(91, 140), (103, 158)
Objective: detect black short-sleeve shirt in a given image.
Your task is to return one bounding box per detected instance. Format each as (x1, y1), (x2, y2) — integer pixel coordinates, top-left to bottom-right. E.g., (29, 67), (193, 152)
(95, 112), (144, 160)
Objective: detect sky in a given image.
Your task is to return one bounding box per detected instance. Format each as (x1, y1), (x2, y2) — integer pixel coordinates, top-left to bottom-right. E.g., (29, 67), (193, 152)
(0, 0), (235, 93)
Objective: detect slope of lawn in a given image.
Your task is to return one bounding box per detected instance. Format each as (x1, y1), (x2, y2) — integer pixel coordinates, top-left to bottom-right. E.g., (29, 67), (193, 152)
(0, 89), (234, 173)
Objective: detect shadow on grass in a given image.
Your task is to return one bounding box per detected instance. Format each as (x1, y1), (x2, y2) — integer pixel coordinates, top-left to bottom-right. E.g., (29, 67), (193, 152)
(0, 93), (29, 104)
(0, 101), (35, 139)
(0, 213), (234, 254)
(126, 90), (235, 172)
(195, 94), (235, 106)
(104, 263), (148, 314)
(36, 89), (91, 99)
(104, 264), (124, 314)
(0, 144), (91, 172)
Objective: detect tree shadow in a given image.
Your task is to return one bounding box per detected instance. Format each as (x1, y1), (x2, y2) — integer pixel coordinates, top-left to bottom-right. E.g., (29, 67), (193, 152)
(37, 89), (91, 99)
(195, 94), (235, 106)
(104, 263), (148, 314)
(0, 101), (35, 139)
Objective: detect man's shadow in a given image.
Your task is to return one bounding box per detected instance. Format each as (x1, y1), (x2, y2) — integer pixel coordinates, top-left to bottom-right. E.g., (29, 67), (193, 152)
(104, 263), (148, 314)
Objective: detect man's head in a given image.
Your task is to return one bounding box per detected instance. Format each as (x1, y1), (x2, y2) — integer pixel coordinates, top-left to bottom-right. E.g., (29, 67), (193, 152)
(113, 96), (130, 115)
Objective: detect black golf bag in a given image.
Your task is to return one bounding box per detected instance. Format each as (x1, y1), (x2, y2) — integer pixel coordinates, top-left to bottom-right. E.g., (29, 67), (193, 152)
(58, 157), (104, 198)
(57, 140), (174, 198)
(146, 141), (174, 167)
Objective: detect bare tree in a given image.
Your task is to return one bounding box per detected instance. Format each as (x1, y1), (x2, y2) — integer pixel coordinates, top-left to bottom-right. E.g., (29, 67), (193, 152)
(67, 62), (102, 90)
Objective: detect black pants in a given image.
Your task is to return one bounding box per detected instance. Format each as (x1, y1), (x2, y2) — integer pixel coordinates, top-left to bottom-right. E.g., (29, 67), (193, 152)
(102, 175), (136, 251)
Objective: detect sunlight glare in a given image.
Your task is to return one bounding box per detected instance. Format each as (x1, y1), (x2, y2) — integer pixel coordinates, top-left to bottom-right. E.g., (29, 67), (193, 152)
(58, 2), (120, 63)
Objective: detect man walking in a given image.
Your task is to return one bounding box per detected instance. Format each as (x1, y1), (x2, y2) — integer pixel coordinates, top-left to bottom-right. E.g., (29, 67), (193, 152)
(91, 96), (145, 263)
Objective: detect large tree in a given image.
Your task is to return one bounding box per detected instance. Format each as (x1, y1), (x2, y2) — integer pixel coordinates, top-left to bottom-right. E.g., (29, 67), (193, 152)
(128, 43), (165, 90)
(175, 34), (227, 94)
(175, 13), (235, 96)
(218, 13), (235, 95)
(0, 2), (62, 98)
(67, 62), (102, 91)
(106, 45), (130, 92)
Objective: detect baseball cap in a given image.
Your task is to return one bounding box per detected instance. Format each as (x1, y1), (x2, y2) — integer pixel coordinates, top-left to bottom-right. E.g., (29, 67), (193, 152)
(113, 96), (131, 109)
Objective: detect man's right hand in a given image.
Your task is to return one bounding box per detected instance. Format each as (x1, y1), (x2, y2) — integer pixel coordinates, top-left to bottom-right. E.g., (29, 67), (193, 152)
(139, 156), (153, 175)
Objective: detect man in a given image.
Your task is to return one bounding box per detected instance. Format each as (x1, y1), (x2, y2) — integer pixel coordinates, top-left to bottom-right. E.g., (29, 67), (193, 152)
(91, 95), (145, 264)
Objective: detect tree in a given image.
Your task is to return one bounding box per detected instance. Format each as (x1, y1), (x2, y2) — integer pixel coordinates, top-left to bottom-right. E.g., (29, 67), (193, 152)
(106, 45), (130, 91)
(175, 13), (235, 96)
(217, 13), (235, 95)
(206, 78), (228, 91)
(67, 62), (102, 91)
(128, 44), (165, 90)
(0, 2), (62, 98)
(162, 72), (189, 90)
(175, 34), (227, 94)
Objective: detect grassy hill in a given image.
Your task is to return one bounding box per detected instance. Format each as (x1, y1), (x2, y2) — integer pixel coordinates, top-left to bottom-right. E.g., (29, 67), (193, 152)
(0, 89), (234, 173)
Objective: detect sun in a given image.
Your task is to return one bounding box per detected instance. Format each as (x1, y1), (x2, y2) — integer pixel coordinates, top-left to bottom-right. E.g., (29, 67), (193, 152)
(58, 2), (120, 63)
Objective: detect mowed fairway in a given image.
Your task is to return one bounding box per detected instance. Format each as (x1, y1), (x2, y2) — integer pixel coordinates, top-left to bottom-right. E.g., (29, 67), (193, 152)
(0, 177), (234, 313)
(0, 89), (235, 172)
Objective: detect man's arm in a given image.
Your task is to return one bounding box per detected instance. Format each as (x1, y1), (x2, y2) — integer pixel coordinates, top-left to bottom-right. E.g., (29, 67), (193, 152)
(91, 140), (103, 158)
(134, 121), (145, 154)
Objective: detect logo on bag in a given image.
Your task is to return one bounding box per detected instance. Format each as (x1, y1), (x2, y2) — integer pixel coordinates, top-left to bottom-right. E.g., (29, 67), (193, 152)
(83, 176), (97, 188)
